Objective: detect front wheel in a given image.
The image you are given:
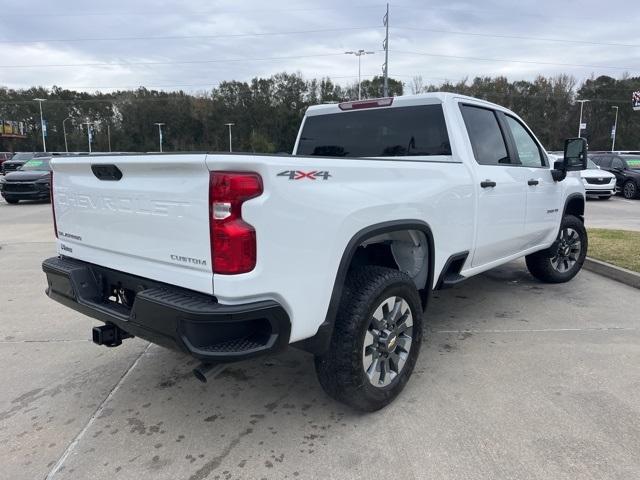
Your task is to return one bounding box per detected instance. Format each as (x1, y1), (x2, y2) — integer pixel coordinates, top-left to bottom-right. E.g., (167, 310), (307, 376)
(314, 266), (423, 412)
(623, 180), (638, 199)
(525, 215), (587, 283)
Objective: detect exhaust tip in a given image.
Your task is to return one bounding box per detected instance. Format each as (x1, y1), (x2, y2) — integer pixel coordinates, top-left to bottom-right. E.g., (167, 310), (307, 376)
(192, 367), (208, 383)
(192, 362), (225, 383)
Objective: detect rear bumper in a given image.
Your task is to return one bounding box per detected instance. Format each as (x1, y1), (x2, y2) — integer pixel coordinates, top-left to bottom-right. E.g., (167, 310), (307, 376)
(42, 256), (291, 362)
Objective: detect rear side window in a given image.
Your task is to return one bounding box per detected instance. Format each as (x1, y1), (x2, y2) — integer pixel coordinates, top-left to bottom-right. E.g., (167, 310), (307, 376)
(296, 105), (451, 157)
(460, 105), (510, 165)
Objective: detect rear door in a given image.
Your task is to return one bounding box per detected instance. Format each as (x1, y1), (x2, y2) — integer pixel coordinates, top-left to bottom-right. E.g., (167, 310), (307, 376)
(459, 104), (528, 267)
(51, 154), (214, 294)
(501, 114), (561, 247)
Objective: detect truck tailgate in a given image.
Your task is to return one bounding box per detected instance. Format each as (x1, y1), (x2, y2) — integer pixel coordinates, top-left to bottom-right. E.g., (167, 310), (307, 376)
(51, 154), (214, 294)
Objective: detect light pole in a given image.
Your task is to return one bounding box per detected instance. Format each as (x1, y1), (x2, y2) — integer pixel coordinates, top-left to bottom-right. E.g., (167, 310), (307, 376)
(33, 98), (47, 152)
(225, 123), (235, 152)
(154, 123), (165, 152)
(345, 50), (375, 100)
(82, 121), (95, 153)
(611, 106), (619, 152)
(576, 99), (590, 137)
(62, 117), (72, 153)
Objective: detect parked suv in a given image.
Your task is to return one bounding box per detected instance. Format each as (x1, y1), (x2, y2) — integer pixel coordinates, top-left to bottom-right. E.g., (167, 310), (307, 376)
(0, 152), (14, 170)
(590, 154), (640, 199)
(0, 156), (52, 204)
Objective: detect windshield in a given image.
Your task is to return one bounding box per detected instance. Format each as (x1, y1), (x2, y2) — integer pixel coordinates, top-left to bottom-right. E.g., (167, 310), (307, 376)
(10, 152), (35, 162)
(20, 158), (51, 171)
(625, 157), (640, 169)
(587, 159), (598, 169)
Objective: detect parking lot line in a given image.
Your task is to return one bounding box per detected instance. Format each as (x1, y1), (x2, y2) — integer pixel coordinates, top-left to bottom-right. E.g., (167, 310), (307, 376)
(44, 343), (151, 480)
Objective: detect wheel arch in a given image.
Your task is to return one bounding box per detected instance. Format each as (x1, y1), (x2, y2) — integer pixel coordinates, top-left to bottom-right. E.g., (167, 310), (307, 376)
(293, 220), (435, 355)
(563, 193), (585, 220)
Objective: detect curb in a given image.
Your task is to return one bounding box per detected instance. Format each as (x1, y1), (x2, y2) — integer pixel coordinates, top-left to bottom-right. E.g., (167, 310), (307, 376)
(583, 257), (640, 289)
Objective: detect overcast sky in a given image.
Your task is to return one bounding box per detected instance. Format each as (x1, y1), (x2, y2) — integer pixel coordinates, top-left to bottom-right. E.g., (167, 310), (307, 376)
(1, 0), (638, 93)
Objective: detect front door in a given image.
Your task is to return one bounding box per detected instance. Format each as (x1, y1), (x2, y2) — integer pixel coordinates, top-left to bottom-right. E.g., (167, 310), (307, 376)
(501, 114), (561, 247)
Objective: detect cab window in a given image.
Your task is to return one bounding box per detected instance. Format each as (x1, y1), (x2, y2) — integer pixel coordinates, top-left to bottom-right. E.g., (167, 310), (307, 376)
(504, 116), (545, 167)
(460, 105), (511, 165)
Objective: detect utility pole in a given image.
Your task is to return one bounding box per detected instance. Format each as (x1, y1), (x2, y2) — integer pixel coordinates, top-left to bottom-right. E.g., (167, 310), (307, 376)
(154, 123), (165, 152)
(611, 106), (619, 152)
(82, 122), (94, 153)
(63, 116), (72, 153)
(382, 3), (389, 97)
(577, 99), (590, 137)
(33, 98), (47, 152)
(345, 50), (375, 100)
(225, 123), (235, 152)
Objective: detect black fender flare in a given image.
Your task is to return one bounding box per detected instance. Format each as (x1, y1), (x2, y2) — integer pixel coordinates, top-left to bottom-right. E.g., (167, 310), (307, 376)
(294, 220), (435, 355)
(563, 192), (585, 220)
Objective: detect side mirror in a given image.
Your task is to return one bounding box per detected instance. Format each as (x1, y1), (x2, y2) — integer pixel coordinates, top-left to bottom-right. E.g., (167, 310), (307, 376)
(563, 137), (588, 171)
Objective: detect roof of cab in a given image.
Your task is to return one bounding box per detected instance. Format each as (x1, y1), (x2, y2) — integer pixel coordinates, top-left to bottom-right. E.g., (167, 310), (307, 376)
(304, 92), (506, 116)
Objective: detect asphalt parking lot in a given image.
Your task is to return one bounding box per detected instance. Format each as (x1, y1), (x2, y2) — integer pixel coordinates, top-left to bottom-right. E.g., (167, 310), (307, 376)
(1, 198), (639, 480)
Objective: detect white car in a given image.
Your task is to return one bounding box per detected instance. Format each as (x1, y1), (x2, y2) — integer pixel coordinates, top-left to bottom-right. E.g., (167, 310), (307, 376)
(43, 93), (588, 411)
(581, 159), (616, 199)
(550, 154), (615, 199)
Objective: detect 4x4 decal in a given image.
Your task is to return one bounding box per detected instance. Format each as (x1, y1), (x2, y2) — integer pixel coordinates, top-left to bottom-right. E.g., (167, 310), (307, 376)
(277, 170), (331, 180)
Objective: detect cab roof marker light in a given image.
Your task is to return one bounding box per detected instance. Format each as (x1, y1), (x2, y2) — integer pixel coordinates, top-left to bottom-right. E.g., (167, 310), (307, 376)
(338, 97), (394, 111)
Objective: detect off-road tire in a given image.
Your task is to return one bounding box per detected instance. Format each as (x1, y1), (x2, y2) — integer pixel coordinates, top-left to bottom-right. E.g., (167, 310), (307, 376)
(314, 266), (423, 412)
(525, 215), (587, 283)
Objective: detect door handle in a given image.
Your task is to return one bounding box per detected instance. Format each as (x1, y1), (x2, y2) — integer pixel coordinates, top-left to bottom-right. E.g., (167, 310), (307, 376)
(528, 179), (539, 186)
(480, 180), (496, 188)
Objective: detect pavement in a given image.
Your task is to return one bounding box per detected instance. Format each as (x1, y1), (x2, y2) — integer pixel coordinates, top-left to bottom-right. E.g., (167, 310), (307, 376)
(585, 195), (640, 231)
(1, 197), (640, 480)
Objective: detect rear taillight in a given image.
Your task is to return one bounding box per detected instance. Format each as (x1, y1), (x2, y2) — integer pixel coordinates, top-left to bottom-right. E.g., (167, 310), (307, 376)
(50, 171), (58, 238)
(209, 171), (263, 274)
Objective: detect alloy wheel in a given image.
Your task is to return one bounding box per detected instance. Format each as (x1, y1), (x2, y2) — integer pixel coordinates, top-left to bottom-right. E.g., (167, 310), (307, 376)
(551, 227), (582, 273)
(623, 182), (636, 199)
(362, 296), (413, 388)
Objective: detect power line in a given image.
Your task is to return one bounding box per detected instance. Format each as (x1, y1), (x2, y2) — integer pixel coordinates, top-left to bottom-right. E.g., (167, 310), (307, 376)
(0, 4), (385, 17)
(0, 51), (363, 69)
(394, 26), (640, 48)
(393, 50), (635, 71)
(0, 26), (381, 45)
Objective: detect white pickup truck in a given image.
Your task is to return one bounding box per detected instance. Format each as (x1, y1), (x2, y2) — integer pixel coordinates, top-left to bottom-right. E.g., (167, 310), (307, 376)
(43, 93), (588, 411)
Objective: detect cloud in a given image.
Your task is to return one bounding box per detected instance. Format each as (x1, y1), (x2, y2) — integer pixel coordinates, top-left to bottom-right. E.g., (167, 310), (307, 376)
(0, 0), (638, 92)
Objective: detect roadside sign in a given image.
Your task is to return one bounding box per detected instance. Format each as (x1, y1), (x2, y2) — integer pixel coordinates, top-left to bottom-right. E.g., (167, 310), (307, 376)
(633, 91), (640, 111)
(611, 127), (616, 138)
(580, 122), (587, 129)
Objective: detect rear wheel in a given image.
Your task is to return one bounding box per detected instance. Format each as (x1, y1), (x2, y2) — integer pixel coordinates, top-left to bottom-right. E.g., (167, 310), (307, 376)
(314, 266), (423, 412)
(525, 215), (587, 283)
(623, 180), (638, 199)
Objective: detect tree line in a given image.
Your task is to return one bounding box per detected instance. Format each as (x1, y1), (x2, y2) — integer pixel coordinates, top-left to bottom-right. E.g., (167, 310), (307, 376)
(0, 72), (638, 154)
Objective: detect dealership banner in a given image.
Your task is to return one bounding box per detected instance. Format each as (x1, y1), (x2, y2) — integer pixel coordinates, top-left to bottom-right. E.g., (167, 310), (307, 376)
(633, 91), (640, 111)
